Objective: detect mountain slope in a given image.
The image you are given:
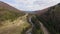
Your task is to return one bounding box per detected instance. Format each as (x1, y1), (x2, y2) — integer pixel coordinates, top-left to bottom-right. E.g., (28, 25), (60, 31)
(0, 1), (31, 34)
(0, 1), (25, 22)
(36, 3), (60, 34)
(0, 1), (23, 12)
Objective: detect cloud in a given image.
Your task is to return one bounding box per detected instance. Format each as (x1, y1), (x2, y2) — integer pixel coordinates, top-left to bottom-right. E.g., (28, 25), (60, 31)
(0, 0), (60, 11)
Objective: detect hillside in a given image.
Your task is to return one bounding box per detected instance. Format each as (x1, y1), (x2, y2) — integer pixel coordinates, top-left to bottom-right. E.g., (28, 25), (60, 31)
(36, 3), (60, 34)
(0, 1), (31, 34)
(0, 1), (25, 24)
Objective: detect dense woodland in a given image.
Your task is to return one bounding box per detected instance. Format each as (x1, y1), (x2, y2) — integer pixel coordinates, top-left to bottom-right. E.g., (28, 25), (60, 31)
(31, 16), (44, 34)
(36, 3), (60, 34)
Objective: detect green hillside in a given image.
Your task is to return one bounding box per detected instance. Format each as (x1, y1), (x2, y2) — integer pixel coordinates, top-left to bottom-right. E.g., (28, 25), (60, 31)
(0, 7), (24, 21)
(0, 7), (25, 25)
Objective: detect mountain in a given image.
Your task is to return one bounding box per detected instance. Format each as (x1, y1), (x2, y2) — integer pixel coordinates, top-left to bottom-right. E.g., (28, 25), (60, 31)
(0, 1), (22, 12)
(36, 3), (60, 34)
(0, 1), (25, 22)
(0, 1), (30, 34)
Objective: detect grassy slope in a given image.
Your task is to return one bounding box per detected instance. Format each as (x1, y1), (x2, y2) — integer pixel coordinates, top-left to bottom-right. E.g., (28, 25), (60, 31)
(0, 3), (43, 34)
(0, 5), (30, 34)
(0, 7), (25, 22)
(0, 13), (30, 34)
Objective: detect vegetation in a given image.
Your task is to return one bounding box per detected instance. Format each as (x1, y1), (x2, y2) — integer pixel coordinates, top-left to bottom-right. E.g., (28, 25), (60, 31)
(36, 3), (60, 34)
(0, 7), (25, 25)
(0, 6), (30, 34)
(31, 16), (44, 34)
(0, 7), (25, 21)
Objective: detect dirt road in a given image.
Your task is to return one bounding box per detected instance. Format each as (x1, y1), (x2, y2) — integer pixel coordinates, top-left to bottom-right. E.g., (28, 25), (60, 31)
(40, 22), (50, 34)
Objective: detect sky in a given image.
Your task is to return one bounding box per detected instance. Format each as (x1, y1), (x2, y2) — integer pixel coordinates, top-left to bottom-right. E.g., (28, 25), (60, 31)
(0, 0), (60, 11)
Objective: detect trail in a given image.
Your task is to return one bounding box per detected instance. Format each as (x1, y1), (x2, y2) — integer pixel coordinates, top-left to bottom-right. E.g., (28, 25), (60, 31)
(40, 22), (50, 34)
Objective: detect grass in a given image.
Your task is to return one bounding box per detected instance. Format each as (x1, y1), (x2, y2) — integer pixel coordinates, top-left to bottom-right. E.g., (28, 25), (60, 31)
(0, 7), (25, 26)
(0, 7), (31, 34)
(0, 13), (30, 34)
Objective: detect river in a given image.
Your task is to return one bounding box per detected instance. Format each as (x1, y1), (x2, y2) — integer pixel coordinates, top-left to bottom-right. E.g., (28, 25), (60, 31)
(25, 16), (50, 34)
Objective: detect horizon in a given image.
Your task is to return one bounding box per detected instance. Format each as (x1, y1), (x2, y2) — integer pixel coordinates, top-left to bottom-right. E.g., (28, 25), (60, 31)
(0, 0), (60, 11)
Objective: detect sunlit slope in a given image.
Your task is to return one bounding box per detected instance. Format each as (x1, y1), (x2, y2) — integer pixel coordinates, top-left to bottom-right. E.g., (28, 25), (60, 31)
(0, 1), (25, 24)
(0, 1), (31, 34)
